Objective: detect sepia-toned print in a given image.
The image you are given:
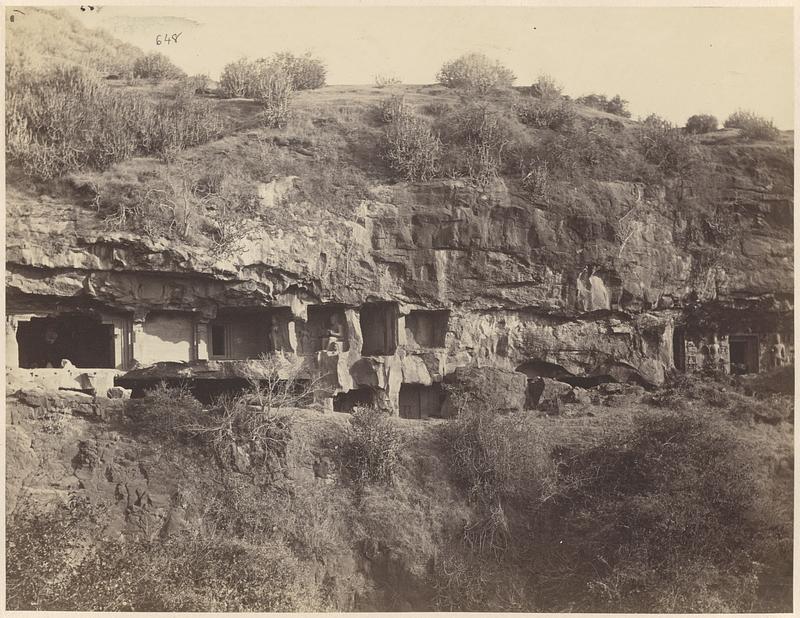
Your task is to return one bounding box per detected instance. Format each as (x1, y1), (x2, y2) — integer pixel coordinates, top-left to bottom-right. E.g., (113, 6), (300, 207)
(5, 5), (793, 613)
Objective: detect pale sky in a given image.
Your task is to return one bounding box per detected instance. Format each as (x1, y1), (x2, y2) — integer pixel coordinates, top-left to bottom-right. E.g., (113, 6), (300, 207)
(73, 5), (794, 128)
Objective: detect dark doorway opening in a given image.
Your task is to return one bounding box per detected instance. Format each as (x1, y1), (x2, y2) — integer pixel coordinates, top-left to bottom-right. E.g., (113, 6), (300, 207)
(729, 334), (760, 374)
(360, 303), (398, 356)
(333, 387), (378, 412)
(405, 310), (449, 348)
(673, 327), (686, 371)
(399, 383), (447, 419)
(515, 360), (572, 380)
(17, 314), (114, 369)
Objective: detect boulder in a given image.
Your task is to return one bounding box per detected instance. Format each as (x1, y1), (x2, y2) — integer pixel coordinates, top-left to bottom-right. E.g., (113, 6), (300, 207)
(538, 377), (573, 412)
(107, 386), (132, 400)
(443, 366), (527, 413)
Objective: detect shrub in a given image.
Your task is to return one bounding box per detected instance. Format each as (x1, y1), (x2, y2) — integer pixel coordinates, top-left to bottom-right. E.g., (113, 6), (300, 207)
(124, 381), (204, 440)
(724, 110), (780, 141)
(255, 67), (294, 128)
(685, 113), (718, 134)
(219, 57), (259, 97)
(437, 103), (518, 184)
(576, 93), (632, 118)
(530, 74), (562, 100)
(132, 52), (186, 80)
(547, 413), (779, 612)
(270, 52), (326, 90)
(521, 160), (550, 200)
(220, 54), (323, 98)
(515, 98), (576, 131)
(421, 101), (453, 117)
(436, 53), (516, 94)
(343, 406), (402, 485)
(6, 65), (222, 179)
(7, 495), (329, 611)
(378, 94), (410, 124)
(374, 74), (401, 88)
(637, 114), (695, 176)
(382, 111), (441, 181)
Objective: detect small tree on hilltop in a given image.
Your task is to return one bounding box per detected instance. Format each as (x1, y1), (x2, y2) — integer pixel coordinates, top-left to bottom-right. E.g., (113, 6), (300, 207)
(436, 53), (516, 94)
(530, 74), (562, 101)
(685, 114), (718, 134)
(270, 52), (326, 90)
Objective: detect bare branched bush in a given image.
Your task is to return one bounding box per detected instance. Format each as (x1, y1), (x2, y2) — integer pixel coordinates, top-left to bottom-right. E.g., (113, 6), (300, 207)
(530, 74), (562, 101)
(374, 74), (401, 88)
(724, 110), (780, 141)
(378, 94), (411, 124)
(382, 110), (441, 181)
(343, 406), (402, 485)
(637, 114), (696, 176)
(180, 355), (330, 467)
(219, 58), (257, 97)
(437, 104), (517, 185)
(255, 67), (294, 128)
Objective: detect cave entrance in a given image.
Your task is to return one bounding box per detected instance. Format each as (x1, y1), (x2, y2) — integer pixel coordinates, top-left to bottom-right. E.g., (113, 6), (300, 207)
(515, 360), (572, 380)
(209, 308), (292, 359)
(360, 302), (398, 356)
(405, 310), (449, 348)
(17, 314), (115, 369)
(729, 334), (760, 375)
(399, 383), (447, 419)
(333, 387), (379, 412)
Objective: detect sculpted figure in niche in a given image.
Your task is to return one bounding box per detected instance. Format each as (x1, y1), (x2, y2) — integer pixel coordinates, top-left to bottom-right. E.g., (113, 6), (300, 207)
(322, 312), (346, 352)
(42, 326), (63, 368)
(700, 333), (726, 374)
(772, 334), (787, 369)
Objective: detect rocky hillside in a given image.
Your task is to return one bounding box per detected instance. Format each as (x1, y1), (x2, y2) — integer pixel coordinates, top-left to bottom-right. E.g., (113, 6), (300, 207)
(6, 80), (794, 386)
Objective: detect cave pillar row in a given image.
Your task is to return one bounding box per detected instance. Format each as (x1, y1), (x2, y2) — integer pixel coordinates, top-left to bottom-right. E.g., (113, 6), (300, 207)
(6, 315), (19, 368)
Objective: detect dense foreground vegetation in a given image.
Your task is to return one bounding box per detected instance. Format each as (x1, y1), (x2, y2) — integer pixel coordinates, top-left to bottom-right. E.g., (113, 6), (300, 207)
(7, 368), (793, 611)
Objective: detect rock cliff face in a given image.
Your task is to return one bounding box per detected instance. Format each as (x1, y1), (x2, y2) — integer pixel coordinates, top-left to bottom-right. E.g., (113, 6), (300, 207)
(7, 144), (792, 397)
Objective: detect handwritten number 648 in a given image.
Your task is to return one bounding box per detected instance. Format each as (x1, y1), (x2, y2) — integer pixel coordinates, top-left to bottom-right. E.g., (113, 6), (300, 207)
(156, 33), (182, 45)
